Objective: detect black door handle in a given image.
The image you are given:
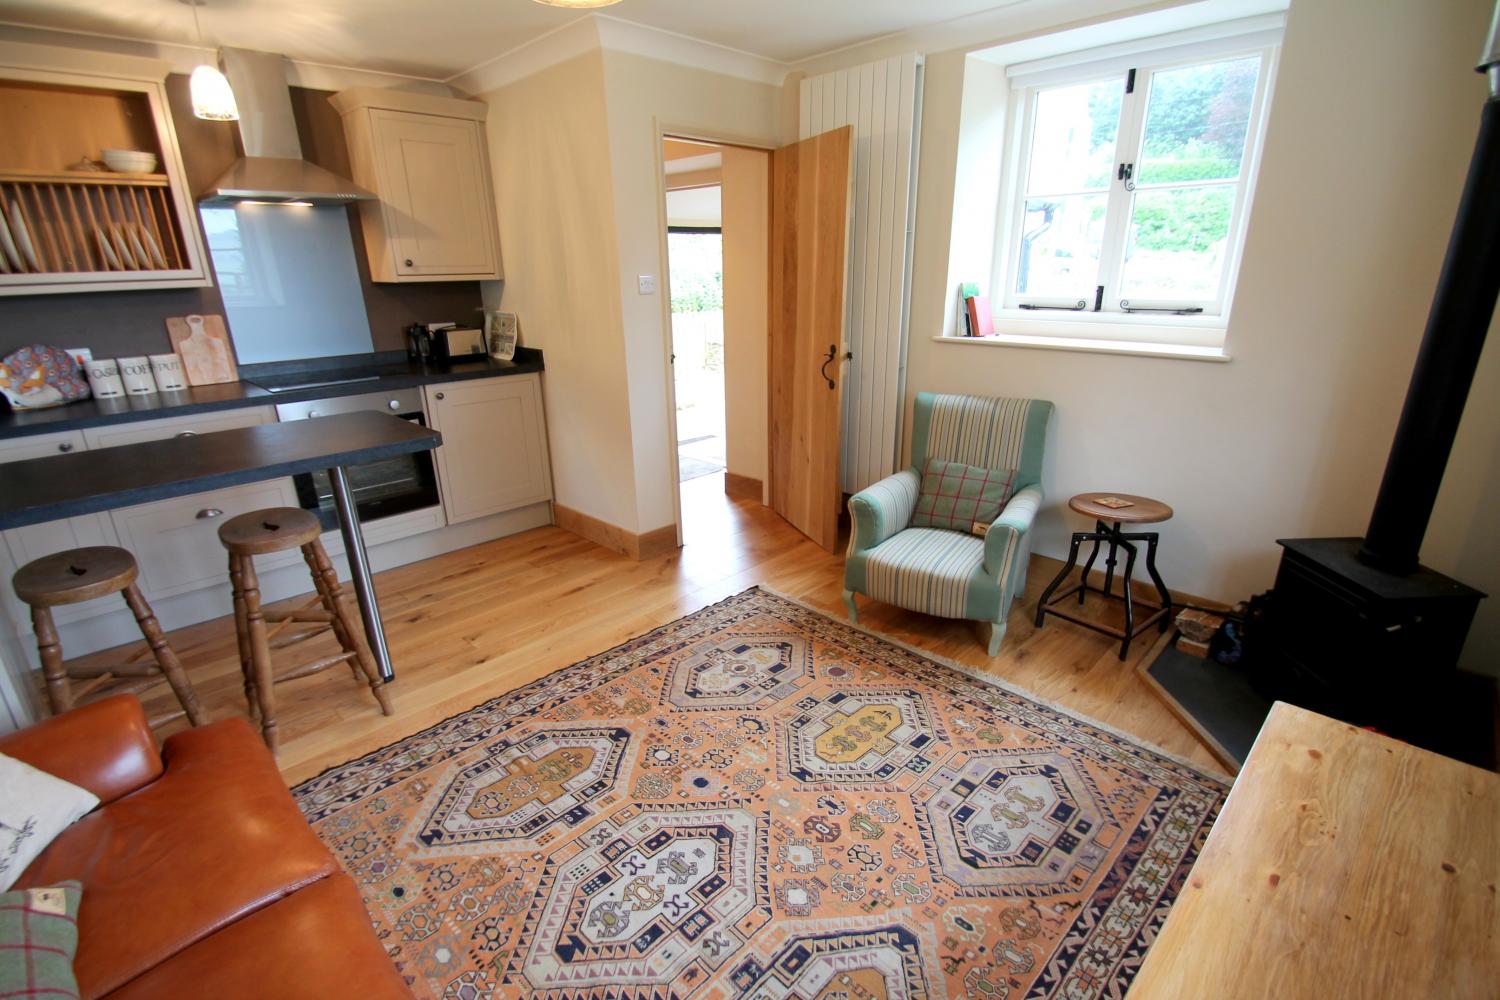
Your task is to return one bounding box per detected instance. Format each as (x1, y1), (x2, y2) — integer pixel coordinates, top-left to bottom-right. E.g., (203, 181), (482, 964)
(820, 344), (837, 390)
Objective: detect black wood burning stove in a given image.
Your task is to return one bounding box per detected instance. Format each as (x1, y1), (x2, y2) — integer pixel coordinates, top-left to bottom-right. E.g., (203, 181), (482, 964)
(1254, 11), (1499, 761)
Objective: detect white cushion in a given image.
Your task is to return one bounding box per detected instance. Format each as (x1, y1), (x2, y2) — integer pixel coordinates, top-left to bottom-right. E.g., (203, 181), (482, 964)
(0, 753), (99, 892)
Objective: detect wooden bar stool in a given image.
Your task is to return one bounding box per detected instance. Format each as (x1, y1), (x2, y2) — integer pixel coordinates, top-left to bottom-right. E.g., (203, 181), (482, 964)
(13, 546), (206, 729)
(219, 507), (392, 751)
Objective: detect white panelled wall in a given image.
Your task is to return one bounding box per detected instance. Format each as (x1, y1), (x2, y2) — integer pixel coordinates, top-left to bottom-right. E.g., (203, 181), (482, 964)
(800, 54), (923, 493)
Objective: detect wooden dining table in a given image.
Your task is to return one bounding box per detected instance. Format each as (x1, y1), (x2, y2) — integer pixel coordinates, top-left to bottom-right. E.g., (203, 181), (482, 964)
(0, 411), (441, 682)
(1129, 701), (1500, 998)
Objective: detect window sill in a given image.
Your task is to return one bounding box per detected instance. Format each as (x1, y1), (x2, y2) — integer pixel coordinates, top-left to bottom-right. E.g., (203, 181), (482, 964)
(932, 332), (1231, 363)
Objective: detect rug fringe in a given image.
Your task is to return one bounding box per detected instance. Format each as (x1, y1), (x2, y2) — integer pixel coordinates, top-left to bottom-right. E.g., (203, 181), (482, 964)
(754, 585), (1233, 784)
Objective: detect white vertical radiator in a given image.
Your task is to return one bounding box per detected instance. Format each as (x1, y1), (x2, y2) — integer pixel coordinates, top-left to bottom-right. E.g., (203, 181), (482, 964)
(800, 53), (923, 494)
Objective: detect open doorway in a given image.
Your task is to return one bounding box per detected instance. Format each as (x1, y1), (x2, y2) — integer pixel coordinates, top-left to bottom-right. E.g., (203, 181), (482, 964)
(667, 199), (725, 485)
(662, 136), (770, 544)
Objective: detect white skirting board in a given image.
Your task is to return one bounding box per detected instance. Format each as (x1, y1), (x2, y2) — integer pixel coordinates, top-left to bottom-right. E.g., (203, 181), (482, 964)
(0, 500), (553, 732)
(800, 53), (923, 494)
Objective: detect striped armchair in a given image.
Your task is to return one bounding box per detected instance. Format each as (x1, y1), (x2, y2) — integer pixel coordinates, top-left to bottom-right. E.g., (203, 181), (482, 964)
(843, 392), (1054, 655)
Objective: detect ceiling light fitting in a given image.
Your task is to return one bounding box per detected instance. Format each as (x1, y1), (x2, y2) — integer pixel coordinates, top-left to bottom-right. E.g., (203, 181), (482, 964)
(532, 0), (624, 8)
(182, 0), (239, 121)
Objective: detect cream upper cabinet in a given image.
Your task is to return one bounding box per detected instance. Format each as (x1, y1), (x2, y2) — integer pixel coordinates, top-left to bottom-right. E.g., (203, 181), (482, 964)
(424, 375), (550, 525)
(330, 87), (503, 283)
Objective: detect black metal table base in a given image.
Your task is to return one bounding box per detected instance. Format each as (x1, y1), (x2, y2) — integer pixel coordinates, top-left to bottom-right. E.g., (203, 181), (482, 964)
(1034, 519), (1173, 660)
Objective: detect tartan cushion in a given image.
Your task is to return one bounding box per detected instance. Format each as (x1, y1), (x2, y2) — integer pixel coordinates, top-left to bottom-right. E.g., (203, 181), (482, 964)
(910, 458), (1017, 534)
(0, 881), (82, 998)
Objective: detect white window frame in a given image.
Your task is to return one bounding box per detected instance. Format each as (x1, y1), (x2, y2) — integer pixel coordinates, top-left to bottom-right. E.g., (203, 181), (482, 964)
(990, 23), (1282, 349)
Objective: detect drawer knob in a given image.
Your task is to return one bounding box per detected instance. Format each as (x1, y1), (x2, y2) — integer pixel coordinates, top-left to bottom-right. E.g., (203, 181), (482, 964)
(388, 399), (401, 410)
(404, 258), (414, 267)
(196, 508), (225, 520)
(177, 431), (198, 438)
(57, 442), (73, 453)
(434, 392), (444, 400)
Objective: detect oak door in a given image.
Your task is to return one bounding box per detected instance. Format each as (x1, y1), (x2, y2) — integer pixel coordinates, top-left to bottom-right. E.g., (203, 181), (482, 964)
(768, 125), (853, 552)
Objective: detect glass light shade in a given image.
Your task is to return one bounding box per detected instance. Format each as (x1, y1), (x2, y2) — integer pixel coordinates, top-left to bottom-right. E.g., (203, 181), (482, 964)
(191, 64), (239, 121)
(532, 0), (623, 7)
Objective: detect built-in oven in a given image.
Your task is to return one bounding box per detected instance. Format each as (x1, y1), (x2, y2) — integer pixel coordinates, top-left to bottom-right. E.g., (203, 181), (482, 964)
(275, 387), (440, 529)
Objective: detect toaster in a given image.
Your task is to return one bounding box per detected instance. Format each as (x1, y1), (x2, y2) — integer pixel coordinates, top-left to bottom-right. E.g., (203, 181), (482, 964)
(432, 326), (487, 361)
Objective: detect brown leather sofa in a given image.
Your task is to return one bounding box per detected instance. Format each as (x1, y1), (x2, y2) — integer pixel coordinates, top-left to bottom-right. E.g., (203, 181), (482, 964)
(0, 694), (410, 999)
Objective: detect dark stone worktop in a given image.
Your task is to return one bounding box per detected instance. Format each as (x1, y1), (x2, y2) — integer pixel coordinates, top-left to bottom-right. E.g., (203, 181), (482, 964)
(0, 348), (543, 440)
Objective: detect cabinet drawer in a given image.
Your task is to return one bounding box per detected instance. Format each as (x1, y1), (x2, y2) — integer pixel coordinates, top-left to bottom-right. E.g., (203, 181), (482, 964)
(0, 430), (118, 629)
(110, 479), (302, 601)
(81, 407), (274, 449)
(0, 430), (86, 462)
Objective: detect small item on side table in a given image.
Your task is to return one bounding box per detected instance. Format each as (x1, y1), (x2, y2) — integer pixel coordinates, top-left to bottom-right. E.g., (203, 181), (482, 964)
(485, 310), (518, 361)
(166, 314), (238, 385)
(1034, 492), (1175, 661)
(84, 357), (125, 399)
(0, 345), (91, 410)
(149, 353), (188, 391)
(117, 356), (158, 395)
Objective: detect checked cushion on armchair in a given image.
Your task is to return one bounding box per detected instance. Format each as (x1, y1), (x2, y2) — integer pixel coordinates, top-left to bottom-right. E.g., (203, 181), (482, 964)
(844, 393), (1053, 656)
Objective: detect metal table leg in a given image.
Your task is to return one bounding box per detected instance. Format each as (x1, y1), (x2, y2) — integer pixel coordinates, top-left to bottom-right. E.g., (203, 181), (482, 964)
(329, 465), (395, 682)
(1078, 532), (1103, 605)
(1035, 531), (1086, 626)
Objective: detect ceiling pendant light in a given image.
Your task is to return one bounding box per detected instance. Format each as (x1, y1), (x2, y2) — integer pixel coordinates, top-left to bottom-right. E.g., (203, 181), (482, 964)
(182, 0), (239, 121)
(532, 0), (625, 8)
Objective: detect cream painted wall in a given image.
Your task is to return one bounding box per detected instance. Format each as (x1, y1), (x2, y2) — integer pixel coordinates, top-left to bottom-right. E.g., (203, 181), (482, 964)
(721, 146), (771, 492)
(598, 50), (781, 534)
(478, 52), (640, 531)
(892, 0), (1500, 673)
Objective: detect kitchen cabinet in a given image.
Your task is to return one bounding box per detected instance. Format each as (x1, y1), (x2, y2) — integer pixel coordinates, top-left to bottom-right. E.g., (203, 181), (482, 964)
(0, 40), (212, 295)
(85, 407), (302, 601)
(330, 87), (503, 282)
(424, 374), (550, 525)
(0, 430), (119, 631)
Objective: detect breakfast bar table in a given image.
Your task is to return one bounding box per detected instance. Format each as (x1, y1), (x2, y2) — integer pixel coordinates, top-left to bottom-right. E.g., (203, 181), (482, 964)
(0, 411), (440, 683)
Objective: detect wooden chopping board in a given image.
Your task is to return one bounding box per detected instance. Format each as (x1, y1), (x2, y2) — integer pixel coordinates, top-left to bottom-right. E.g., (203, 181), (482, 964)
(166, 314), (238, 386)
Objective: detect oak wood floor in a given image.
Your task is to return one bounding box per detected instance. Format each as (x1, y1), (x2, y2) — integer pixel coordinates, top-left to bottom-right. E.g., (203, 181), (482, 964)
(104, 473), (1219, 785)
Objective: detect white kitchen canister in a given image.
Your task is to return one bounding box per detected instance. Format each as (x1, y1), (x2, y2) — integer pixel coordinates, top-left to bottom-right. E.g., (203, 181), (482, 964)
(85, 358), (125, 398)
(149, 353), (188, 391)
(118, 356), (158, 395)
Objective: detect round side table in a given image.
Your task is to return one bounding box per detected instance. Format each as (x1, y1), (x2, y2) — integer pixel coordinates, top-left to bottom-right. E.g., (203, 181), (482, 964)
(1034, 493), (1174, 660)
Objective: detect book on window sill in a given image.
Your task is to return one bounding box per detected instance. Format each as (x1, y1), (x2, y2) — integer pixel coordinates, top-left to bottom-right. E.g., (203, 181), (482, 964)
(965, 295), (994, 338)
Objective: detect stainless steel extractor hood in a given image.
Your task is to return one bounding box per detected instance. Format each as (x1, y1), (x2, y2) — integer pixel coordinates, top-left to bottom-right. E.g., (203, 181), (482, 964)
(200, 48), (374, 205)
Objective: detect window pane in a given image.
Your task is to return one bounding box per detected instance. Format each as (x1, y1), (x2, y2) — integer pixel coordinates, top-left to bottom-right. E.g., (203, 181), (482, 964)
(1015, 194), (1108, 300)
(1136, 56), (1260, 185)
(1119, 184), (1235, 301)
(1026, 79), (1122, 194)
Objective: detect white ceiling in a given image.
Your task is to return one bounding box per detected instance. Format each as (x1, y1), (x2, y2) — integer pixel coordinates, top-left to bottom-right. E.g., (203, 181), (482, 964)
(0, 0), (1017, 81)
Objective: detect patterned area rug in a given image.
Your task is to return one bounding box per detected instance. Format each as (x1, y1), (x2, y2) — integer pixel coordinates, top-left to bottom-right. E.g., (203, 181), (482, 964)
(294, 587), (1228, 1000)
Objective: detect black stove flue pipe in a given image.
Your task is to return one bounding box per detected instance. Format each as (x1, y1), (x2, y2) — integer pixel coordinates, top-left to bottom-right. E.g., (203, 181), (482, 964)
(1359, 6), (1500, 573)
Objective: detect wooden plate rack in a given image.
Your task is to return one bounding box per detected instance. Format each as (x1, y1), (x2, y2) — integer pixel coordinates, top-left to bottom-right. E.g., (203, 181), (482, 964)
(0, 168), (188, 274)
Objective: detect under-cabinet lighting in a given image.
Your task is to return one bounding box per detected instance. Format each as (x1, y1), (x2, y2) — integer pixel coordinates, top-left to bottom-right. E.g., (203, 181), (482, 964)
(239, 200), (315, 207)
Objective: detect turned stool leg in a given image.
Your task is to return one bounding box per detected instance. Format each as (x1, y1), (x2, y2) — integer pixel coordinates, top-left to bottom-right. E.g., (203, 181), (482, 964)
(228, 553), (259, 723)
(238, 556), (280, 751)
(122, 582), (206, 726)
(303, 540), (392, 716)
(31, 606), (72, 715)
